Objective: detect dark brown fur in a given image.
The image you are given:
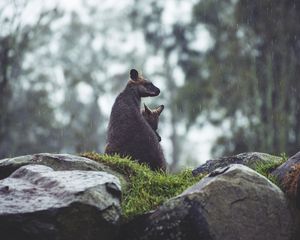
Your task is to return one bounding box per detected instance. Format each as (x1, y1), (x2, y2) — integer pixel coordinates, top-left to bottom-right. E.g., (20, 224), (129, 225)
(142, 104), (164, 142)
(105, 69), (166, 171)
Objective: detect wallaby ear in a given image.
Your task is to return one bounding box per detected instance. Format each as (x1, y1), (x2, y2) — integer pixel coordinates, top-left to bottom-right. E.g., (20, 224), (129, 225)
(144, 103), (152, 114)
(130, 69), (139, 81)
(156, 105), (164, 115)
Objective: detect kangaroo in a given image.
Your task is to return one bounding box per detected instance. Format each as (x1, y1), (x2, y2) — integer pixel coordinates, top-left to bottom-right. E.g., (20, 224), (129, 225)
(105, 69), (166, 171)
(142, 104), (164, 142)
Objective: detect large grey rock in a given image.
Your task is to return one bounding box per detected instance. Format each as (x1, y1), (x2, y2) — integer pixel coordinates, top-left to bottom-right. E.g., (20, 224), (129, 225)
(192, 152), (282, 176)
(0, 153), (116, 179)
(0, 164), (121, 240)
(120, 164), (294, 240)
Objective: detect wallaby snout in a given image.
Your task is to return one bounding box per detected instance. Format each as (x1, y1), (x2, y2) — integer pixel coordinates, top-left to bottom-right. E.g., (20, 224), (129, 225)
(146, 83), (160, 97)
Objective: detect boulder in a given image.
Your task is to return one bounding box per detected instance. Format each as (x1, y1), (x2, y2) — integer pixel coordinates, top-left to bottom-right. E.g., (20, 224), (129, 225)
(271, 151), (300, 216)
(0, 153), (118, 179)
(0, 164), (121, 240)
(192, 152), (282, 176)
(272, 151), (300, 184)
(120, 164), (294, 240)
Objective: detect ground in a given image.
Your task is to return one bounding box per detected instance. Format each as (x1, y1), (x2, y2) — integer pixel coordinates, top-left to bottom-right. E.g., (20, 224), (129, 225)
(81, 152), (286, 220)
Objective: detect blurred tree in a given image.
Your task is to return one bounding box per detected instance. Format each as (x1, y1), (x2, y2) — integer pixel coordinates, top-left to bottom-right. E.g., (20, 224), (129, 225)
(0, 1), (63, 157)
(53, 11), (107, 153)
(178, 0), (300, 157)
(129, 1), (201, 171)
(54, 5), (144, 153)
(235, 0), (300, 155)
(0, 0), (155, 158)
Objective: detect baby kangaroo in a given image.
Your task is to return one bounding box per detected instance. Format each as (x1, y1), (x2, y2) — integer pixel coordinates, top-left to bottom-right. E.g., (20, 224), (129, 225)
(105, 69), (166, 171)
(142, 104), (164, 142)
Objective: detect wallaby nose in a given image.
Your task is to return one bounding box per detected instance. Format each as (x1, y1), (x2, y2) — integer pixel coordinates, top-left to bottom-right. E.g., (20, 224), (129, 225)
(156, 87), (160, 95)
(147, 84), (160, 97)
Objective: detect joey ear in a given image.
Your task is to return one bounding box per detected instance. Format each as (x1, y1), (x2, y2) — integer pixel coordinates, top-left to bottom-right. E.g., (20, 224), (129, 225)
(156, 105), (164, 115)
(130, 69), (139, 81)
(144, 103), (152, 114)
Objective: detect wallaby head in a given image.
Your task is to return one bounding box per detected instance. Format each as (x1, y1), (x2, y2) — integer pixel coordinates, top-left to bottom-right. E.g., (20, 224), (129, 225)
(142, 104), (164, 142)
(128, 69), (160, 97)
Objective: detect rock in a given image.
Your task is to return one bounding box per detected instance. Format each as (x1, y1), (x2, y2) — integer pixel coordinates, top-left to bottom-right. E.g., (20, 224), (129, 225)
(120, 164), (294, 240)
(272, 151), (300, 184)
(0, 164), (121, 240)
(192, 152), (282, 176)
(0, 153), (117, 180)
(271, 151), (300, 213)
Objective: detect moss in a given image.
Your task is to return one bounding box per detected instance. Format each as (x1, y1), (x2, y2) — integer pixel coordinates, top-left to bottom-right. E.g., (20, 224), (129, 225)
(254, 153), (287, 185)
(80, 152), (204, 219)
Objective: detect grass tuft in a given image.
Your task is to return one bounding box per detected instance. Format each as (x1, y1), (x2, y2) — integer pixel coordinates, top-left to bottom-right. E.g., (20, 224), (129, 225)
(81, 152), (204, 219)
(254, 154), (287, 185)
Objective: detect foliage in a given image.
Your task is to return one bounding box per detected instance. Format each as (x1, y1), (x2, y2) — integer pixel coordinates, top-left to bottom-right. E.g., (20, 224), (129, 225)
(254, 154), (287, 185)
(1, 0), (299, 170)
(0, 1), (134, 157)
(0, 1), (63, 157)
(81, 152), (204, 219)
(177, 0), (300, 157)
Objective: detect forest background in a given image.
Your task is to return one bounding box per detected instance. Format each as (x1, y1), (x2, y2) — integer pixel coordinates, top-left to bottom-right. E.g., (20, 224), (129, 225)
(1, 0), (299, 171)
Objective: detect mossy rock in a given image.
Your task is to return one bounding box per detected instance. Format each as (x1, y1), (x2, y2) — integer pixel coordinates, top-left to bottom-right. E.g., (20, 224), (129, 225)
(192, 152), (286, 180)
(82, 152), (288, 219)
(81, 152), (204, 219)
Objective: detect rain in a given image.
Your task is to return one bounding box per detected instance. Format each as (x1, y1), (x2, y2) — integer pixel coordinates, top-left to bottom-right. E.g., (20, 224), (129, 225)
(1, 0), (299, 172)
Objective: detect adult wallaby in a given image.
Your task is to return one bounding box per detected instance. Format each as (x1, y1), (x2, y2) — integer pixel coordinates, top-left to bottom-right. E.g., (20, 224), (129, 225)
(105, 69), (166, 171)
(142, 104), (164, 142)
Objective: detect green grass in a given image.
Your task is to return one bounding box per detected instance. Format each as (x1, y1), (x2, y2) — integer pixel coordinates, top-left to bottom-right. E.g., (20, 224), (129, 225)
(254, 153), (287, 185)
(81, 152), (288, 218)
(81, 152), (204, 219)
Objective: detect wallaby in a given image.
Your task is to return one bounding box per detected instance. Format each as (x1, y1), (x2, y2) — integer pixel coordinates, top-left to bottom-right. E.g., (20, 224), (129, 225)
(105, 69), (166, 171)
(142, 104), (164, 142)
